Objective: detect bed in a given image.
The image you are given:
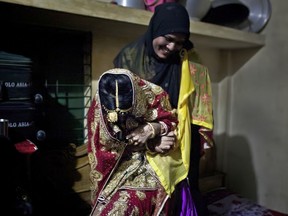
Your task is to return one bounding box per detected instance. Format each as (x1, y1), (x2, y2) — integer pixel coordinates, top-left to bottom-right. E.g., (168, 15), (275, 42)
(204, 187), (288, 216)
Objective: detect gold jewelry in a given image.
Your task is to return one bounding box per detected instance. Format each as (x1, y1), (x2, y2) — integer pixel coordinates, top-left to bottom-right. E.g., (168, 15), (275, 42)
(102, 80), (132, 123)
(107, 111), (118, 123)
(159, 121), (168, 136)
(128, 138), (133, 145)
(115, 80), (119, 112)
(146, 122), (156, 139)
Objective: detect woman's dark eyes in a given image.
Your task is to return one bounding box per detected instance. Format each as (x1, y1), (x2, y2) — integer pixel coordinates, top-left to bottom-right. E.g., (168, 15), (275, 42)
(163, 35), (173, 42)
(163, 35), (184, 46)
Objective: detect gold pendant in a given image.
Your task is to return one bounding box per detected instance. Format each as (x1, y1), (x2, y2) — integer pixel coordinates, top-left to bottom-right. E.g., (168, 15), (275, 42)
(107, 111), (118, 123)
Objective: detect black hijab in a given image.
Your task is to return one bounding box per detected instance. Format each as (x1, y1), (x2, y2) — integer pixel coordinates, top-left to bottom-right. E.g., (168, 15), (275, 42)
(114, 2), (193, 108)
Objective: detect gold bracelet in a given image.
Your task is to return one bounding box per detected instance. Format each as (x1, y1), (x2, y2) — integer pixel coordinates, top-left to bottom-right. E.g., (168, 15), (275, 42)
(146, 122), (156, 139)
(159, 121), (168, 136)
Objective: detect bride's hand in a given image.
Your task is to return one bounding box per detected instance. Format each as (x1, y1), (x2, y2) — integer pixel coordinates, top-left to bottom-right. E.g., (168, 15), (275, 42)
(126, 123), (158, 146)
(146, 131), (177, 154)
(154, 131), (177, 154)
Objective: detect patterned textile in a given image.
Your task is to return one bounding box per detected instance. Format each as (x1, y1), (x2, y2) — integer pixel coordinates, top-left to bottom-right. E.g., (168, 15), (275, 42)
(205, 188), (288, 216)
(87, 69), (179, 215)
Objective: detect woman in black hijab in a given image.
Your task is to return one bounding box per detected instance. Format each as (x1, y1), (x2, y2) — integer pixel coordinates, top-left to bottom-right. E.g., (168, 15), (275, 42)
(114, 3), (214, 216)
(114, 2), (193, 108)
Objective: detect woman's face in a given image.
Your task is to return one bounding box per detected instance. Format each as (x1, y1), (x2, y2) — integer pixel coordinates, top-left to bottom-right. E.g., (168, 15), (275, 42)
(152, 33), (186, 59)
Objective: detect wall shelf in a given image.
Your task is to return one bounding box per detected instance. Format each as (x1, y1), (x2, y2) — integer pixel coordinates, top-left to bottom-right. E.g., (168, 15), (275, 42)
(0, 0), (265, 49)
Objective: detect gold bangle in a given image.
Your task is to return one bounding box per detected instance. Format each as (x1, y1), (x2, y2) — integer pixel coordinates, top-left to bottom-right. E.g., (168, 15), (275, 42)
(146, 122), (156, 139)
(159, 121), (168, 136)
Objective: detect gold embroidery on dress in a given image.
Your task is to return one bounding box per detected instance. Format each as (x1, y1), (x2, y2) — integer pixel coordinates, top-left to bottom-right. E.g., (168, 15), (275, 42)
(89, 69), (173, 215)
(107, 191), (129, 216)
(136, 190), (146, 200)
(100, 152), (159, 201)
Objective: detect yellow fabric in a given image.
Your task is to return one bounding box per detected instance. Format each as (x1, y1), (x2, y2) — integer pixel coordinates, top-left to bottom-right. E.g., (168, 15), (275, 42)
(177, 49), (194, 174)
(146, 49), (214, 196)
(146, 49), (193, 196)
(146, 147), (187, 196)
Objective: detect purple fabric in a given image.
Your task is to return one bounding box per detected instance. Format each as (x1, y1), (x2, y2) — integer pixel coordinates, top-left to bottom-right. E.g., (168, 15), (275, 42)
(179, 180), (198, 216)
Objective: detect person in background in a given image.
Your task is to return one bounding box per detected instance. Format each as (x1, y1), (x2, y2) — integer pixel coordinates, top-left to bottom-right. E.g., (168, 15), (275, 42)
(87, 68), (198, 215)
(113, 2), (214, 215)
